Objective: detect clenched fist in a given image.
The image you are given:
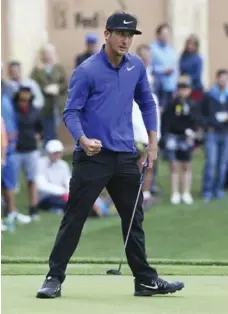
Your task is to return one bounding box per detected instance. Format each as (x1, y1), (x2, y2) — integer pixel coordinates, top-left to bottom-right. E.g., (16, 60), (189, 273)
(79, 136), (102, 156)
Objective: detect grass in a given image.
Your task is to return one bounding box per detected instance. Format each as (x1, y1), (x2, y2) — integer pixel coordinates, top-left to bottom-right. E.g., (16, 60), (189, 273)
(2, 202), (228, 261)
(2, 150), (228, 262)
(2, 275), (228, 314)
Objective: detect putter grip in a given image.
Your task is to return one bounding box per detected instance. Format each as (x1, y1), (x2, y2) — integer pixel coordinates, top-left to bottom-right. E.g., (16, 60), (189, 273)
(140, 161), (148, 184)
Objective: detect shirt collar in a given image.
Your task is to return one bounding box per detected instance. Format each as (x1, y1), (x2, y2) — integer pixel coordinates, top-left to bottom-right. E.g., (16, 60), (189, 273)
(156, 40), (168, 48)
(99, 44), (130, 69)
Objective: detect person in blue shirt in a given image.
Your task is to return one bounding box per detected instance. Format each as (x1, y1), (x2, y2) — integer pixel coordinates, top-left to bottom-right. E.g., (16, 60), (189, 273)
(1, 88), (32, 230)
(36, 12), (184, 299)
(75, 33), (99, 67)
(201, 69), (228, 200)
(150, 23), (178, 110)
(179, 35), (203, 101)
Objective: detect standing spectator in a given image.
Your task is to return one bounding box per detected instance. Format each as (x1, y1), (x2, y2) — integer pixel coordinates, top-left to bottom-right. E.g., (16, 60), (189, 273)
(1, 86), (31, 231)
(31, 44), (68, 144)
(226, 168), (228, 189)
(1, 117), (8, 231)
(201, 69), (228, 200)
(136, 44), (154, 88)
(36, 140), (70, 214)
(7, 61), (44, 109)
(14, 86), (43, 219)
(150, 23), (178, 110)
(163, 76), (199, 204)
(1, 117), (8, 166)
(133, 44), (161, 206)
(1, 62), (11, 97)
(179, 35), (204, 101)
(75, 33), (99, 67)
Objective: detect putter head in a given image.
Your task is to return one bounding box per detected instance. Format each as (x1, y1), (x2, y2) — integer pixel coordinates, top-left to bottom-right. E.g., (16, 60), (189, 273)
(106, 269), (121, 275)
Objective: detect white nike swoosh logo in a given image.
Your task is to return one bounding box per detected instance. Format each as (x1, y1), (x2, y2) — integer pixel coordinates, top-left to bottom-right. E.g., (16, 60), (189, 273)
(55, 285), (61, 292)
(127, 66), (135, 71)
(123, 20), (134, 24)
(140, 283), (159, 290)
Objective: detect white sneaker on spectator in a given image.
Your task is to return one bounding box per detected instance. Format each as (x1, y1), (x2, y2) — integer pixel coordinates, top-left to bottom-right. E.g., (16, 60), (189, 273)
(1, 221), (8, 232)
(170, 193), (181, 205)
(182, 193), (193, 205)
(14, 212), (32, 224)
(6, 213), (16, 232)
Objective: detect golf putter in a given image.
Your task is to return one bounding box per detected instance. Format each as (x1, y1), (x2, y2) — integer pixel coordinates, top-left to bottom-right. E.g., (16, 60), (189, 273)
(106, 159), (148, 275)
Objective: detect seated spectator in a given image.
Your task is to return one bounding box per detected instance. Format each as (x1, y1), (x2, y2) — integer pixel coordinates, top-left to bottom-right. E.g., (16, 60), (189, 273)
(179, 35), (204, 101)
(133, 44), (161, 208)
(7, 61), (44, 110)
(36, 140), (71, 214)
(75, 33), (99, 67)
(201, 69), (228, 200)
(36, 140), (113, 217)
(14, 86), (43, 219)
(163, 76), (199, 205)
(1, 87), (31, 231)
(31, 44), (68, 144)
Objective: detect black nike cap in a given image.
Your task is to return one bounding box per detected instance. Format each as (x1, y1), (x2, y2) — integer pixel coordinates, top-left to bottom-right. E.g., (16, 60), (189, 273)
(106, 12), (142, 35)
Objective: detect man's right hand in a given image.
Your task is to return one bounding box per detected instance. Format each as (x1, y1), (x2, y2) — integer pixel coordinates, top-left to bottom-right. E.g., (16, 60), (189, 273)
(79, 136), (102, 156)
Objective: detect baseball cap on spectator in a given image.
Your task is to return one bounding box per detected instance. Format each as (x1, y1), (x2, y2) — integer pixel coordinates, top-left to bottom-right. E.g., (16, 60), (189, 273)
(106, 12), (142, 35)
(85, 33), (99, 43)
(45, 140), (64, 154)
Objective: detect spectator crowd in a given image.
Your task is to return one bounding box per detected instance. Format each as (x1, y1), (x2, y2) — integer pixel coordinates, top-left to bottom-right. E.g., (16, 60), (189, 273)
(1, 23), (228, 232)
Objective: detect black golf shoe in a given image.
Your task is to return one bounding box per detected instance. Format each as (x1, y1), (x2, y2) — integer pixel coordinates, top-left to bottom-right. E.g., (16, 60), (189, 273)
(36, 276), (61, 299)
(134, 277), (184, 296)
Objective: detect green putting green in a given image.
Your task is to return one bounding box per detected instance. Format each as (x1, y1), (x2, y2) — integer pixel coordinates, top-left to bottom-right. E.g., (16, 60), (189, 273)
(2, 275), (228, 314)
(2, 263), (228, 276)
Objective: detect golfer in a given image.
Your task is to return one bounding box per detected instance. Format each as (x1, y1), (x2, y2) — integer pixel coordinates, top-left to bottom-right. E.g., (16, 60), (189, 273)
(37, 12), (184, 298)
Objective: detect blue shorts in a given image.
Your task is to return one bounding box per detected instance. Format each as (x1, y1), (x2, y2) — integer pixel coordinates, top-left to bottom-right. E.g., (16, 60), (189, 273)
(1, 153), (18, 190)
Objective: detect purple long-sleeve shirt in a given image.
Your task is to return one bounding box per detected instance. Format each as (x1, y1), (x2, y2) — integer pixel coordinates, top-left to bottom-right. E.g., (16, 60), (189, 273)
(63, 45), (157, 152)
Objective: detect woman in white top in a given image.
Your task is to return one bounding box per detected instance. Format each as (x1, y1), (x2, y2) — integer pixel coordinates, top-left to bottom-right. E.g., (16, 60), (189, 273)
(132, 44), (161, 207)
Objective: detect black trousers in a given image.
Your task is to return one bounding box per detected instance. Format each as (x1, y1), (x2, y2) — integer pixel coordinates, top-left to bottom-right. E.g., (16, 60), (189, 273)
(47, 150), (157, 283)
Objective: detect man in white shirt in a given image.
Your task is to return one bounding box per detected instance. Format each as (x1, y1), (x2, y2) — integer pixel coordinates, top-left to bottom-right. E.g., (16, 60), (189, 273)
(132, 44), (161, 206)
(7, 61), (44, 110)
(36, 140), (71, 214)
